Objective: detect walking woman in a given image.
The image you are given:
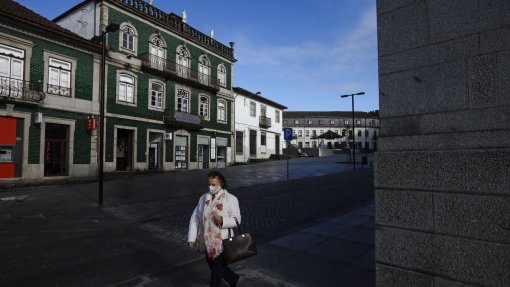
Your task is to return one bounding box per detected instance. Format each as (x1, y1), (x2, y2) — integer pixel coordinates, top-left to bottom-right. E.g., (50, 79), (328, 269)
(188, 170), (241, 287)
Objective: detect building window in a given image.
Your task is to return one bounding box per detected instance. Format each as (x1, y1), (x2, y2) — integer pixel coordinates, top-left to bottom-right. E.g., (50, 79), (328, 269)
(275, 110), (280, 123)
(294, 120), (299, 125)
(312, 130), (317, 137)
(356, 120), (361, 126)
(319, 120), (324, 126)
(308, 120), (313, 125)
(176, 89), (189, 113)
(199, 95), (209, 119)
(198, 55), (210, 85)
(236, 131), (243, 154)
(305, 130), (309, 137)
(249, 101), (256, 117)
(365, 130), (369, 137)
(217, 100), (226, 122)
(218, 64), (227, 87)
(305, 142), (310, 147)
(374, 130), (378, 137)
(48, 58), (71, 96)
(344, 120), (349, 125)
(149, 36), (165, 70)
(118, 74), (135, 103)
(261, 132), (266, 146)
(320, 130), (324, 135)
(120, 24), (136, 52)
(298, 130), (302, 137)
(342, 130), (346, 137)
(149, 82), (163, 109)
(261, 105), (267, 117)
(176, 46), (190, 78)
(330, 120), (335, 125)
(358, 130), (362, 137)
(283, 120), (287, 125)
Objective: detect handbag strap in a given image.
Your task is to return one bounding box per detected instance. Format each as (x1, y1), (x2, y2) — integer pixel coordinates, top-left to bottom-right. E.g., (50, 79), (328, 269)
(228, 217), (243, 237)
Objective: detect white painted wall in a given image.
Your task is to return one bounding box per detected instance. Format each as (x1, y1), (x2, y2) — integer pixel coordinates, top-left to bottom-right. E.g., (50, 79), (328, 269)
(234, 93), (284, 163)
(56, 2), (96, 40)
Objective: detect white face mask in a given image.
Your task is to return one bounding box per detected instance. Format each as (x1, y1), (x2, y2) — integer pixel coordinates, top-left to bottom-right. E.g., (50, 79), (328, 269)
(209, 185), (221, 195)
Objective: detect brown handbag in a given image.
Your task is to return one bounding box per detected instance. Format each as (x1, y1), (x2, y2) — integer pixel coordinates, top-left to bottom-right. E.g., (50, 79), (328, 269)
(222, 218), (257, 264)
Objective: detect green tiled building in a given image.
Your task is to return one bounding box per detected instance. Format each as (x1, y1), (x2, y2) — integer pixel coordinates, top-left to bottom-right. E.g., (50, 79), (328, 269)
(56, 0), (236, 172)
(0, 0), (102, 179)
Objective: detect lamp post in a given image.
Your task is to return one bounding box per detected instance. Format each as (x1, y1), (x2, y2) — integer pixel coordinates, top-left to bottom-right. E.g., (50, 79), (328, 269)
(99, 23), (119, 207)
(340, 92), (364, 170)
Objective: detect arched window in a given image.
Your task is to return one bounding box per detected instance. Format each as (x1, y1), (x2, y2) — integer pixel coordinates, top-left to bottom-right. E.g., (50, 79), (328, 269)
(199, 95), (209, 119)
(120, 24), (137, 52)
(149, 81), (163, 109)
(119, 74), (135, 103)
(217, 64), (226, 87)
(176, 46), (190, 78)
(149, 36), (165, 70)
(198, 55), (210, 85)
(176, 89), (189, 113)
(217, 100), (226, 122)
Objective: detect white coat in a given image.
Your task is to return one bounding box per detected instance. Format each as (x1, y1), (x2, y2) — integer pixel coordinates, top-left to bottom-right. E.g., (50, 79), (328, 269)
(188, 190), (241, 243)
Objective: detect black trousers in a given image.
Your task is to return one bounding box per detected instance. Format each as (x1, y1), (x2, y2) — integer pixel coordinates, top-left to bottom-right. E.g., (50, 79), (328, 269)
(206, 253), (239, 287)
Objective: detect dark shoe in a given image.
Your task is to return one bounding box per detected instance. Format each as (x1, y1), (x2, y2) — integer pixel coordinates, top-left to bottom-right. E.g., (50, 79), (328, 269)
(230, 273), (240, 287)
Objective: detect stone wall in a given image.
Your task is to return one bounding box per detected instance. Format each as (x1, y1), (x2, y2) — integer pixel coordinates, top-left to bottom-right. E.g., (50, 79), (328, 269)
(376, 0), (510, 286)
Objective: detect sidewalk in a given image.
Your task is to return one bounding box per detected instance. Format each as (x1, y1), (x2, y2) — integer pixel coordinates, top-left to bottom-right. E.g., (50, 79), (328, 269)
(115, 201), (375, 287)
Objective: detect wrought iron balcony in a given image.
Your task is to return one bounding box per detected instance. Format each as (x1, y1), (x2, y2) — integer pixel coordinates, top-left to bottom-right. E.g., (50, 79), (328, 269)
(0, 76), (45, 103)
(47, 84), (71, 97)
(259, 116), (271, 128)
(140, 53), (220, 92)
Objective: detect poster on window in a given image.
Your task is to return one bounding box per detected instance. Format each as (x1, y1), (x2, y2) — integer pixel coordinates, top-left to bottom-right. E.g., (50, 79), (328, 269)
(210, 138), (216, 160)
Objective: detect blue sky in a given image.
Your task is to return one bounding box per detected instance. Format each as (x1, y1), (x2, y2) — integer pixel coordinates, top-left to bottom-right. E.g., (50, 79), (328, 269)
(17, 0), (379, 112)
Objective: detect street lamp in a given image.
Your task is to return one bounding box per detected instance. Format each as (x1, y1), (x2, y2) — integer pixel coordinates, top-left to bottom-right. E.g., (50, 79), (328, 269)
(99, 23), (119, 207)
(340, 92), (364, 170)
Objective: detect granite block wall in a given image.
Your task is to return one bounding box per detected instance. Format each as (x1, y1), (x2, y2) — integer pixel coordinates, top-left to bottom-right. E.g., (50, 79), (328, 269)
(376, 0), (510, 286)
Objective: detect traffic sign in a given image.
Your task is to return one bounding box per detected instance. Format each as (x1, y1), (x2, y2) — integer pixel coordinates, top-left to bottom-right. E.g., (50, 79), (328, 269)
(283, 128), (293, 141)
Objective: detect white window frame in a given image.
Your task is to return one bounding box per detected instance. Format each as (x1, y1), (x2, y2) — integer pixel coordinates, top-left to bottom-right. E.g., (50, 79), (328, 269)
(119, 23), (138, 54)
(176, 45), (190, 78)
(176, 89), (190, 113)
(199, 94), (210, 120)
(217, 99), (227, 123)
(148, 80), (164, 110)
(198, 55), (211, 86)
(344, 120), (349, 125)
(149, 35), (166, 70)
(47, 58), (71, 97)
(330, 120), (335, 125)
(217, 64), (227, 87)
(294, 120), (299, 125)
(117, 72), (137, 106)
(249, 101), (256, 117)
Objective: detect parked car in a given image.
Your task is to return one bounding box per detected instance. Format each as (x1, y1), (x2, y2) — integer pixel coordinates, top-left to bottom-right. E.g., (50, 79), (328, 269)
(300, 153), (309, 157)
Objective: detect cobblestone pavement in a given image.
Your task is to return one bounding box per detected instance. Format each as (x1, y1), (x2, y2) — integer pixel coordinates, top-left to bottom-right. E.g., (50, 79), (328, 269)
(105, 169), (374, 245)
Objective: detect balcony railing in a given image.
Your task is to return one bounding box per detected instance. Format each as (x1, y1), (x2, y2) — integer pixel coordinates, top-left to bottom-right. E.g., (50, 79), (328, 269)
(141, 53), (220, 91)
(259, 116), (271, 128)
(47, 84), (71, 97)
(0, 76), (45, 103)
(163, 109), (203, 130)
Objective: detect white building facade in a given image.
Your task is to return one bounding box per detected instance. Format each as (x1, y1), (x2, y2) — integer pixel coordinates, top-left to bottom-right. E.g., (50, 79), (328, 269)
(234, 87), (287, 163)
(283, 111), (380, 151)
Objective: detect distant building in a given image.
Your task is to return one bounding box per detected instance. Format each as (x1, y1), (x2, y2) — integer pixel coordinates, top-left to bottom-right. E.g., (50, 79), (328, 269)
(283, 111), (379, 150)
(233, 87), (287, 163)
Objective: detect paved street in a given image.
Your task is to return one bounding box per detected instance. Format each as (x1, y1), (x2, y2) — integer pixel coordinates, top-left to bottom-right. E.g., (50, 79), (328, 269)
(0, 155), (374, 286)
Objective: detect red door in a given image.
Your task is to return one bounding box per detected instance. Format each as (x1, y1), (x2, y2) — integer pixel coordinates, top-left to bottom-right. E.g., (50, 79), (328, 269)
(0, 117), (16, 178)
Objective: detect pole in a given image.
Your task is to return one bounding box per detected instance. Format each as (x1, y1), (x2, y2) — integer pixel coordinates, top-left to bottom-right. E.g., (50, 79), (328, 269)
(286, 140), (289, 181)
(98, 32), (106, 207)
(352, 96), (355, 170)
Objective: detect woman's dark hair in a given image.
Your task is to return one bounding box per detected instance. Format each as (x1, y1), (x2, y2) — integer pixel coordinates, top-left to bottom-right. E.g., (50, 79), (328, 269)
(208, 170), (228, 189)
